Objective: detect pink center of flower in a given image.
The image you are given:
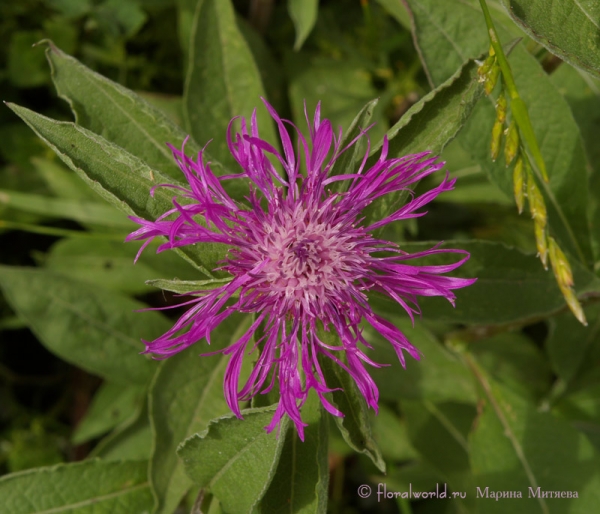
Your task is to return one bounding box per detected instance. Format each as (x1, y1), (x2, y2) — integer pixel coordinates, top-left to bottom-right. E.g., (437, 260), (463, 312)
(250, 203), (367, 312)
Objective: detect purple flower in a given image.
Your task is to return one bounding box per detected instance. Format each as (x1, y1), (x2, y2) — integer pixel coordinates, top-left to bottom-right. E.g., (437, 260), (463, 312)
(127, 100), (476, 440)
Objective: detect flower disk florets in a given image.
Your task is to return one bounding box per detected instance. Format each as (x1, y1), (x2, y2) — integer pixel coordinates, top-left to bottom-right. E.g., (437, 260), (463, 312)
(127, 99), (476, 439)
(226, 196), (371, 321)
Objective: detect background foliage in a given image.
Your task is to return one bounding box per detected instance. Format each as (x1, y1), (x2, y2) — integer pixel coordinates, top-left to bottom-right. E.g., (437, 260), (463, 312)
(0, 0), (599, 513)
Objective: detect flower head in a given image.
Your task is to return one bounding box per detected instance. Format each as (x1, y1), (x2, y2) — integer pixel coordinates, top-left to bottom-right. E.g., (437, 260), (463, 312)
(127, 99), (476, 439)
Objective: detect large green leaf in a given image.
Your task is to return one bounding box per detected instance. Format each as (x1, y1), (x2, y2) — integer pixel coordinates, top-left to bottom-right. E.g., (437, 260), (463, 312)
(178, 407), (288, 514)
(498, 0), (600, 80)
(8, 103), (227, 277)
(44, 238), (199, 295)
(469, 367), (600, 513)
(258, 391), (329, 514)
(374, 240), (600, 327)
(45, 41), (204, 180)
(0, 459), (153, 514)
(149, 314), (251, 514)
(367, 319), (477, 403)
(0, 266), (166, 385)
(549, 65), (600, 264)
(405, 0), (594, 265)
(184, 0), (277, 168)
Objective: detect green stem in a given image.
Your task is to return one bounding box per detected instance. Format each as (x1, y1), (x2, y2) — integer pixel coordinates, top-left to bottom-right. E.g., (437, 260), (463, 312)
(478, 0), (548, 182)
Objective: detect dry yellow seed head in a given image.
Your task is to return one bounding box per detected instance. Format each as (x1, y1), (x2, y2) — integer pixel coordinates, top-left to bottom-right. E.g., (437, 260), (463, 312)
(548, 237), (574, 288)
(513, 156), (524, 214)
(496, 91), (507, 125)
(484, 64), (500, 95)
(534, 221), (548, 269)
(527, 170), (547, 228)
(504, 120), (519, 167)
(560, 286), (588, 326)
(491, 120), (503, 162)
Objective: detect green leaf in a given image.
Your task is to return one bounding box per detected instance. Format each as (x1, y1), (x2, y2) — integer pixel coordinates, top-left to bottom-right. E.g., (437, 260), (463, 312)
(469, 365), (600, 512)
(470, 332), (552, 402)
(405, 0), (594, 265)
(553, 378), (600, 451)
(236, 16), (286, 115)
(362, 57), (485, 225)
(375, 240), (600, 326)
(72, 382), (146, 444)
(371, 405), (419, 462)
(546, 303), (600, 386)
(318, 329), (386, 473)
(146, 277), (233, 295)
(258, 391), (329, 514)
(434, 167), (514, 207)
(0, 265), (166, 385)
(549, 65), (600, 264)
(499, 0), (600, 80)
(45, 41), (203, 180)
(184, 0), (277, 168)
(288, 0), (319, 50)
(375, 0), (412, 30)
(91, 409), (153, 462)
(0, 189), (133, 229)
(178, 407), (288, 514)
(7, 103), (226, 276)
(0, 459), (153, 514)
(175, 0), (197, 59)
(376, 54), (483, 158)
(149, 313), (251, 514)
(44, 238), (199, 294)
(403, 400), (476, 508)
(367, 319), (477, 403)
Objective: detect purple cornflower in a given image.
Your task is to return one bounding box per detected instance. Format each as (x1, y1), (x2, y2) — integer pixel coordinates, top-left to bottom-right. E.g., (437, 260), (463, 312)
(127, 99), (476, 440)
